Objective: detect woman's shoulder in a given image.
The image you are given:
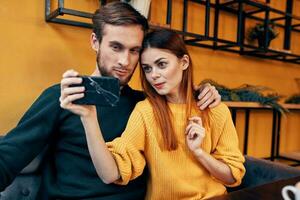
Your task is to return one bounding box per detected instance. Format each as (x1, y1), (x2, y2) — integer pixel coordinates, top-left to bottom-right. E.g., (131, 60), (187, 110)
(208, 102), (231, 122)
(135, 98), (153, 112)
(210, 102), (230, 113)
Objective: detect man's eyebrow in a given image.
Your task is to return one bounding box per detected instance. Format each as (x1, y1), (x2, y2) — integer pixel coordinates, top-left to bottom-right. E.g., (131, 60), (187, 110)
(131, 46), (142, 51)
(109, 41), (141, 50)
(109, 41), (124, 47)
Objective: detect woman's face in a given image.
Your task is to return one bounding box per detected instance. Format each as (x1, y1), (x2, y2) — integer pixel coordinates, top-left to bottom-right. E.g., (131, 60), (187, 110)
(141, 48), (189, 102)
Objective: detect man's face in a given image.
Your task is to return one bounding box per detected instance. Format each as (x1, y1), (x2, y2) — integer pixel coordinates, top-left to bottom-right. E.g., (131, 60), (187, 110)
(95, 24), (144, 86)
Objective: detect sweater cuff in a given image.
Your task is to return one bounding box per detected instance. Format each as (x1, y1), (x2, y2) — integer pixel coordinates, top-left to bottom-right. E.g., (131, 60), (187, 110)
(224, 163), (245, 187)
(106, 139), (131, 185)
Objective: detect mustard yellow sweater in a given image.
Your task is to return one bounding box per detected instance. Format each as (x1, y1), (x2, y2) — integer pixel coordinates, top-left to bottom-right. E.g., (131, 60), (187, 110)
(107, 100), (245, 200)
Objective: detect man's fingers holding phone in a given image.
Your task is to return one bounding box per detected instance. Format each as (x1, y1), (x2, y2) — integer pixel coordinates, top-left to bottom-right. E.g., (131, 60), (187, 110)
(60, 93), (85, 109)
(60, 70), (96, 117)
(63, 86), (85, 96)
(60, 69), (83, 98)
(60, 69), (84, 107)
(62, 69), (79, 78)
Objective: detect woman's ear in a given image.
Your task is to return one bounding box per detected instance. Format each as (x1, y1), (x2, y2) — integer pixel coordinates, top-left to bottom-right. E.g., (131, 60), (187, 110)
(181, 54), (190, 70)
(90, 33), (99, 52)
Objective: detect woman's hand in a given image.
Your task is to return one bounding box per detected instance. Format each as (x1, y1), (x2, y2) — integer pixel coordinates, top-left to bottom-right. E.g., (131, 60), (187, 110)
(185, 116), (205, 154)
(59, 69), (96, 118)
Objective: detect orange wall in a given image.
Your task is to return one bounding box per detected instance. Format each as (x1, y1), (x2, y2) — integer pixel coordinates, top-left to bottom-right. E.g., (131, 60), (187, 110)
(0, 0), (299, 157)
(0, 1), (97, 134)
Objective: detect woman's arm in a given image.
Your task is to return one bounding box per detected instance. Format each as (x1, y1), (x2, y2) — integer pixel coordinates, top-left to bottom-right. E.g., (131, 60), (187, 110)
(186, 116), (235, 185)
(193, 149), (235, 185)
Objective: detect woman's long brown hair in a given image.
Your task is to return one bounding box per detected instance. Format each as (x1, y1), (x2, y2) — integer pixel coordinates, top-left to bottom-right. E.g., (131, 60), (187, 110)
(140, 29), (209, 151)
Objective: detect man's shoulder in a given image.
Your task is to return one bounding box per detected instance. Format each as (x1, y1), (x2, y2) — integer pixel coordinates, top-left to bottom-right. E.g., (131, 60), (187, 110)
(43, 84), (60, 95)
(122, 86), (145, 102)
(33, 84), (61, 104)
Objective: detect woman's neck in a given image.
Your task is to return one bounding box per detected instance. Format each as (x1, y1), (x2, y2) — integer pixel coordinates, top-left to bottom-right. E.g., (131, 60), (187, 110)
(166, 93), (185, 104)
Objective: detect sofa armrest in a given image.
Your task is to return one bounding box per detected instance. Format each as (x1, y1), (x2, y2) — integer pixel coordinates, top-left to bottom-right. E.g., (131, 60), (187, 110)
(228, 155), (300, 192)
(0, 136), (47, 174)
(0, 135), (46, 199)
(0, 174), (41, 200)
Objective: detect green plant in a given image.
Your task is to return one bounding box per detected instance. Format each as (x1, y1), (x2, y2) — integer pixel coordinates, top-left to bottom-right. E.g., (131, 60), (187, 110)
(201, 79), (287, 113)
(285, 94), (300, 104)
(246, 22), (279, 47)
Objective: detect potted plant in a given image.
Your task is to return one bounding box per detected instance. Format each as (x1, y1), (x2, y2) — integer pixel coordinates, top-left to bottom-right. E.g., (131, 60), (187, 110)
(285, 94), (300, 104)
(246, 22), (279, 48)
(200, 79), (287, 113)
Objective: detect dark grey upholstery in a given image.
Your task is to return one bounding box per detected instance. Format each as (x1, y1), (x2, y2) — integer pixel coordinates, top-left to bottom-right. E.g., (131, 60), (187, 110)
(1, 152), (300, 199)
(243, 156), (300, 187)
(0, 174), (41, 200)
(0, 139), (46, 200)
(228, 155), (300, 192)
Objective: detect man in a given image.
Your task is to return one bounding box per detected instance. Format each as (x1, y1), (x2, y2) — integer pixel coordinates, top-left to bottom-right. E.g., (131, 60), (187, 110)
(0, 2), (221, 199)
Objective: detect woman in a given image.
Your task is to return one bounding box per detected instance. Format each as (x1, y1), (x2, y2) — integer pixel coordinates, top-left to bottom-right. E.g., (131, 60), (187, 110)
(60, 29), (245, 199)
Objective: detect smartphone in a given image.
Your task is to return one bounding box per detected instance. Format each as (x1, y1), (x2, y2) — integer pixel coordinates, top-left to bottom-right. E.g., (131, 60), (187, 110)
(72, 76), (120, 106)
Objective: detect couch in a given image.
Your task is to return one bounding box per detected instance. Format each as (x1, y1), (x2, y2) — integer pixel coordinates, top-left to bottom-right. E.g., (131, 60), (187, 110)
(1, 152), (300, 199)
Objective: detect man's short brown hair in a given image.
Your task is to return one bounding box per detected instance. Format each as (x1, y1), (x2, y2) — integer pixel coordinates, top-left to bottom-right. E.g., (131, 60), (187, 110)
(92, 2), (149, 42)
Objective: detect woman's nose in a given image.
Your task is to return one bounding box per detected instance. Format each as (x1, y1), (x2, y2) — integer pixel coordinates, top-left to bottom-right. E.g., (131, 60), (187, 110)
(151, 69), (160, 79)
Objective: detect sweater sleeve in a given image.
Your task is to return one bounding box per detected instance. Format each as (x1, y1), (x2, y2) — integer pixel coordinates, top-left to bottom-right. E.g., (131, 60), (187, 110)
(210, 104), (246, 187)
(0, 85), (61, 191)
(106, 104), (147, 185)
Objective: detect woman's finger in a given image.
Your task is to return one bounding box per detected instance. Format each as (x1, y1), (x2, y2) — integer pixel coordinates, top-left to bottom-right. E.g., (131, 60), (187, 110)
(189, 116), (202, 126)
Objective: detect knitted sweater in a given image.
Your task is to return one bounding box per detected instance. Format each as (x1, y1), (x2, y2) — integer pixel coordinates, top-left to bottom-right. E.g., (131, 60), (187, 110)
(107, 100), (245, 200)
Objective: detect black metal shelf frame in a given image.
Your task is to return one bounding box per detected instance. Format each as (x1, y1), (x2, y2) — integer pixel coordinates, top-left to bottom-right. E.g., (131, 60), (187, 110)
(164, 0), (300, 65)
(44, 0), (300, 65)
(229, 104), (300, 166)
(45, 0), (106, 28)
(229, 106), (278, 160)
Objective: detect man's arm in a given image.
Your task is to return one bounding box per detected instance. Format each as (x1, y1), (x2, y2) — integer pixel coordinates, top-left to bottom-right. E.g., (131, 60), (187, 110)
(0, 85), (61, 191)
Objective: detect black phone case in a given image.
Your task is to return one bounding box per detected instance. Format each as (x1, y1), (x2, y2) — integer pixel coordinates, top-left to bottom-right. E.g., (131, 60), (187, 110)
(73, 76), (120, 106)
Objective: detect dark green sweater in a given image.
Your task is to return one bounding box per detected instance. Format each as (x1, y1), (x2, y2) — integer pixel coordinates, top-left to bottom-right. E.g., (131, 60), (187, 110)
(0, 84), (147, 199)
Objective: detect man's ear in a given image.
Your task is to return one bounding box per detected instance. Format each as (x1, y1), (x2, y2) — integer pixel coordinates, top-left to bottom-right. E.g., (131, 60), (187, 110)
(90, 33), (99, 52)
(181, 54), (190, 70)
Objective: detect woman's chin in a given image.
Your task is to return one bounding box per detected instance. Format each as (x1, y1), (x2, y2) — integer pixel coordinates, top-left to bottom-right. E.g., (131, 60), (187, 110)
(155, 89), (168, 96)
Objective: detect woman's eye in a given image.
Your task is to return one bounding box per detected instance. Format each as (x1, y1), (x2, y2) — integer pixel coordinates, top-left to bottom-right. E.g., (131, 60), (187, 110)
(143, 66), (152, 73)
(158, 62), (167, 68)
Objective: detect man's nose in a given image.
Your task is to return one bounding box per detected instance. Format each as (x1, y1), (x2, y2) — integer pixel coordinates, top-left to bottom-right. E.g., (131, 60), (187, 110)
(118, 51), (130, 67)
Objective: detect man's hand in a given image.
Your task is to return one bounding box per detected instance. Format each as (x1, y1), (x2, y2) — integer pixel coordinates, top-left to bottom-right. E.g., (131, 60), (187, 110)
(195, 83), (221, 110)
(60, 69), (96, 118)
